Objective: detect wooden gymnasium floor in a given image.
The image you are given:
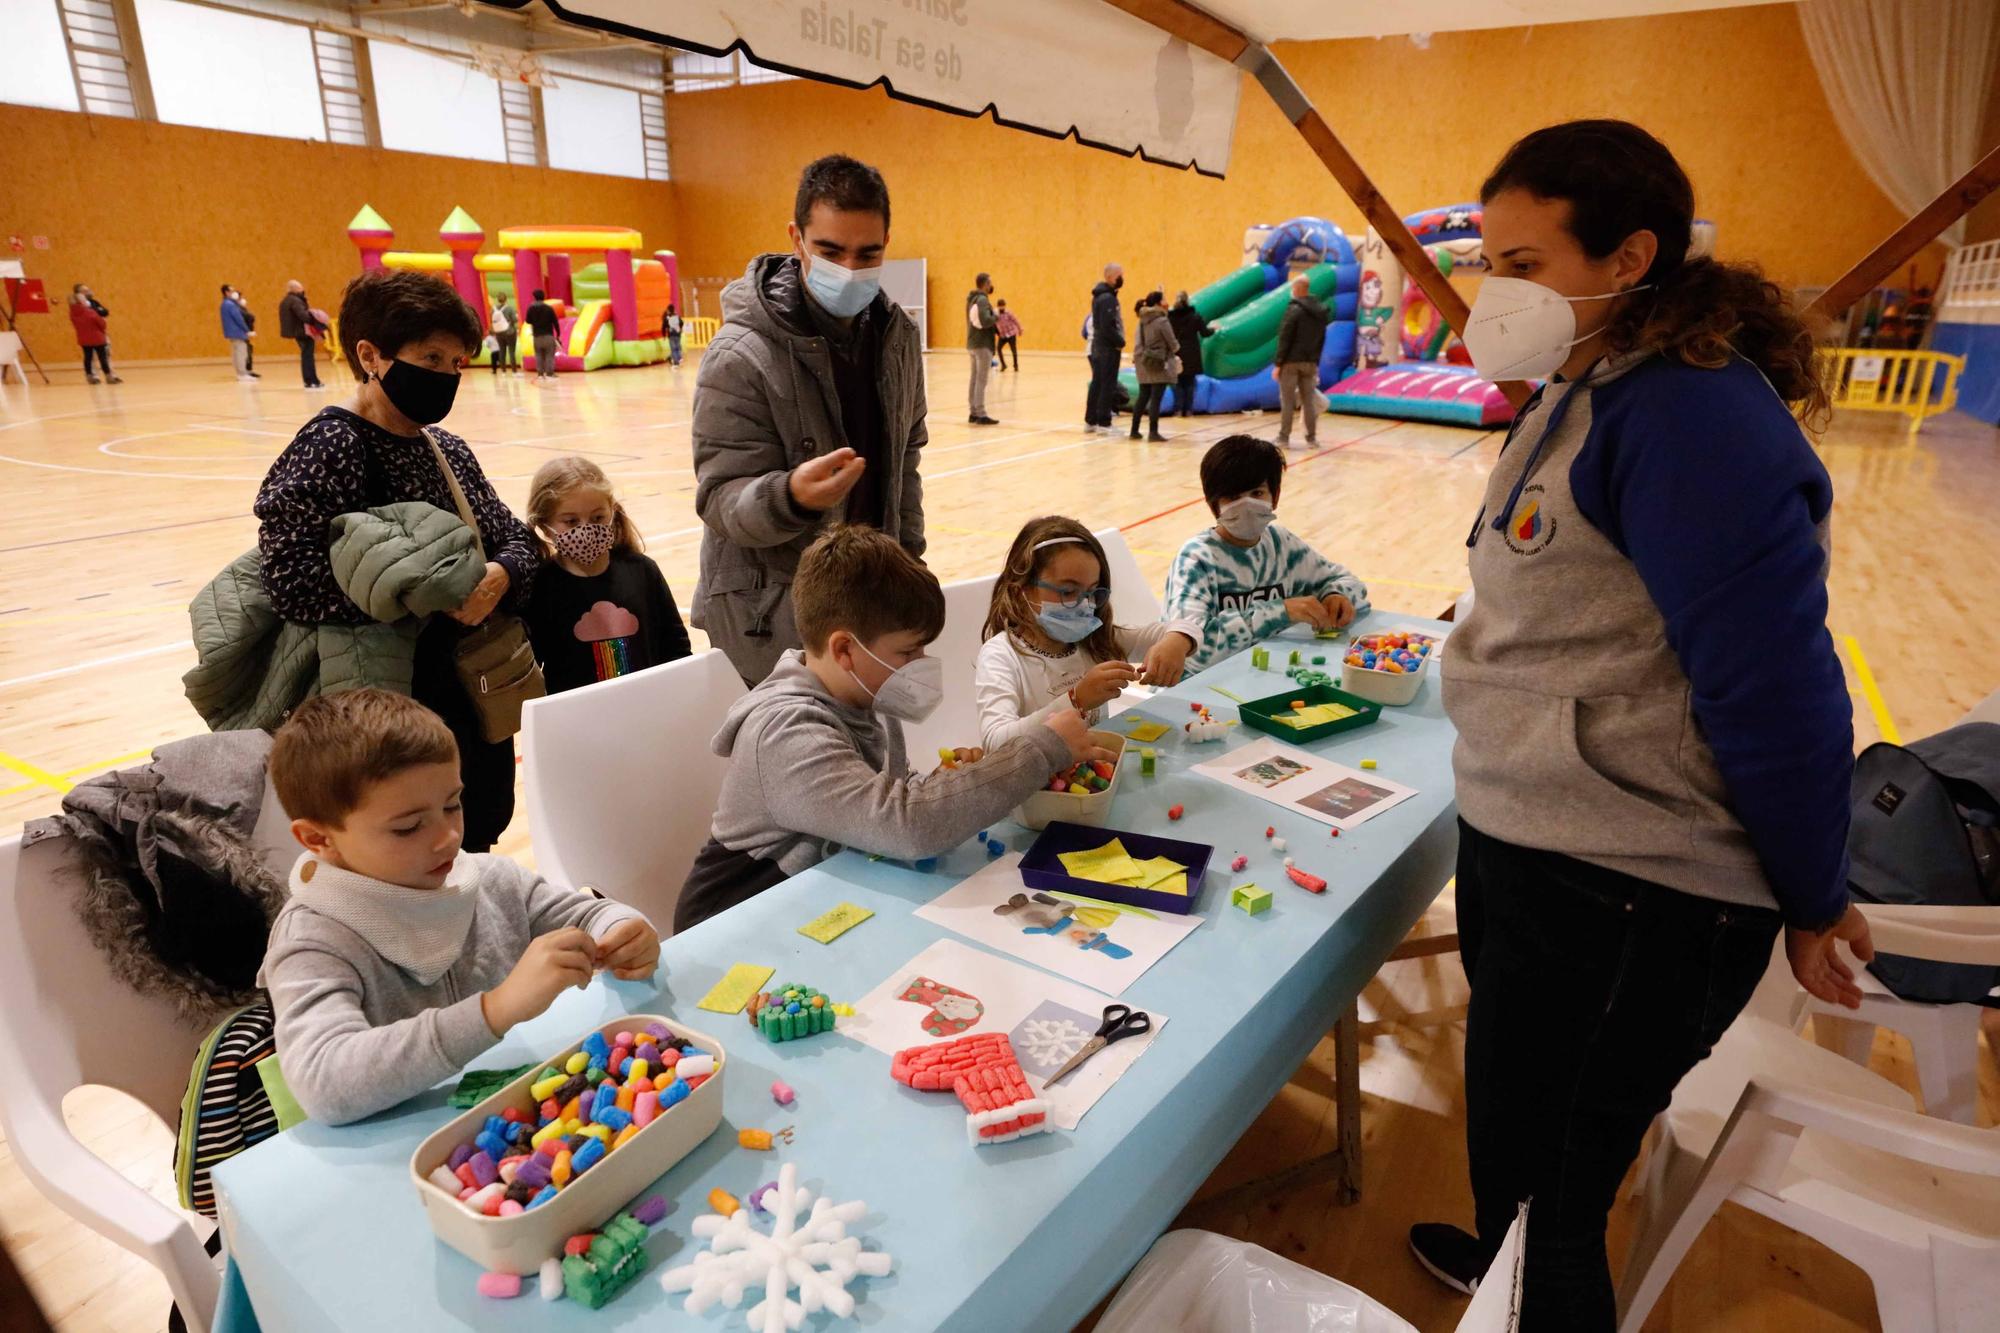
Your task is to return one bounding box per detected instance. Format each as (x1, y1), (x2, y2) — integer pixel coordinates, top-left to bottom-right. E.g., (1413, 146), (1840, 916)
(0, 348), (1995, 1330)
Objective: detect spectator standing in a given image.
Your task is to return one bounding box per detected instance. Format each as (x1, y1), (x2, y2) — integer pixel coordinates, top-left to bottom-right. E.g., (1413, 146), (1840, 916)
(525, 290), (561, 380)
(1167, 290), (1213, 417)
(994, 299), (1021, 371)
(221, 284), (256, 381)
(69, 283), (119, 384)
(966, 272), (998, 425)
(278, 280), (326, 389)
(1084, 263), (1125, 432)
(1272, 274), (1329, 448)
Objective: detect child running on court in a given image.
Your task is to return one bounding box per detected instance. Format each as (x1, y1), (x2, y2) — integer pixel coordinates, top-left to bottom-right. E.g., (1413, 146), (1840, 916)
(973, 515), (1199, 749)
(677, 525), (1110, 931)
(523, 456), (691, 694)
(1164, 435), (1370, 672)
(259, 689), (660, 1125)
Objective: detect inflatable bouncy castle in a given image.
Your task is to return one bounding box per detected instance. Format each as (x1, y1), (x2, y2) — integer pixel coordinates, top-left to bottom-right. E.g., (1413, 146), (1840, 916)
(1128, 206), (1717, 429)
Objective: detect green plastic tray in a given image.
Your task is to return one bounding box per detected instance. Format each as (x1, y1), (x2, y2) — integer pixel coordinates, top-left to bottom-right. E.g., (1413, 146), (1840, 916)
(1237, 682), (1382, 743)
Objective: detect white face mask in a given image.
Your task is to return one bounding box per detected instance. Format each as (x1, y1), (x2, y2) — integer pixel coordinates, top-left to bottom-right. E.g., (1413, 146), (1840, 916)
(1217, 497), (1275, 544)
(1461, 276), (1645, 381)
(850, 640), (943, 723)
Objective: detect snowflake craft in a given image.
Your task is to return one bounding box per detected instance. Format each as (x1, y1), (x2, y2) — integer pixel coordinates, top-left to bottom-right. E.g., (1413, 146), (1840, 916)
(659, 1162), (893, 1332)
(1015, 1016), (1090, 1070)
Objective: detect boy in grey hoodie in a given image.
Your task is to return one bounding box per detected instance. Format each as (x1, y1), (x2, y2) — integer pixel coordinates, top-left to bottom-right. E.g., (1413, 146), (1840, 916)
(259, 690), (659, 1125)
(676, 526), (1109, 932)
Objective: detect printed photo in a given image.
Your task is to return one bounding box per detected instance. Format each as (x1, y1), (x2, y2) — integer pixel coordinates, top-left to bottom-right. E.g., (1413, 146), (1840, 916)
(1296, 775), (1398, 821)
(1233, 755), (1310, 789)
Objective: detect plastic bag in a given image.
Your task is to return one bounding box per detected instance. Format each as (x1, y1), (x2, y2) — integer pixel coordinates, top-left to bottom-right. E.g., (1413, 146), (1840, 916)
(1096, 1230), (1417, 1333)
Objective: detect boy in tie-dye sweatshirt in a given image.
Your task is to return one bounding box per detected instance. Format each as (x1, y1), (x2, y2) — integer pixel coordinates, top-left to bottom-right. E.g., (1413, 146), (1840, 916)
(1164, 435), (1370, 673)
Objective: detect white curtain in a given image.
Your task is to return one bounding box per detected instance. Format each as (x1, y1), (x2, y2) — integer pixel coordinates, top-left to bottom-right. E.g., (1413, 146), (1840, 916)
(1800, 0), (2000, 247)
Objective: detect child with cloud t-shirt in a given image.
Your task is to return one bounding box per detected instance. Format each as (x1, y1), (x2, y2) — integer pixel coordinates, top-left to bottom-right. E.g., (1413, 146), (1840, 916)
(524, 457), (692, 692)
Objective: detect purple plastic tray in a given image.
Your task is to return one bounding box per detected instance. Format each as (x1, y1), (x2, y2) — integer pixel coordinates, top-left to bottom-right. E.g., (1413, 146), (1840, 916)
(1018, 820), (1213, 916)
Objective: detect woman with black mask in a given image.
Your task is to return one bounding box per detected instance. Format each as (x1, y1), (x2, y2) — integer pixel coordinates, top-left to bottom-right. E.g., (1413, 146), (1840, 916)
(253, 269), (540, 850)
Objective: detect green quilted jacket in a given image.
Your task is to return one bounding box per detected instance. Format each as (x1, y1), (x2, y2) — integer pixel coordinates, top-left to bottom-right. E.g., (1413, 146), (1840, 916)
(184, 501), (485, 731)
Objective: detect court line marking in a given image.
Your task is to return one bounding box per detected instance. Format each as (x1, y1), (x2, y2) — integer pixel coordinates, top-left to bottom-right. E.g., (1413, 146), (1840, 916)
(0, 513), (250, 556)
(1841, 634), (1901, 744)
(0, 639), (191, 692)
(0, 748), (70, 794)
(0, 746), (167, 799)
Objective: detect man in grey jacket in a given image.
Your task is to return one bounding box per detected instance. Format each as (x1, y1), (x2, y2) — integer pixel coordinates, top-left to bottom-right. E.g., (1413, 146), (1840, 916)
(1273, 274), (1330, 448)
(692, 154), (928, 687)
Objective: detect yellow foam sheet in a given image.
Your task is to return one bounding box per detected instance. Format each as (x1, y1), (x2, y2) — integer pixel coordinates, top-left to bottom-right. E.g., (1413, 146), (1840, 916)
(798, 902), (874, 944)
(1057, 839), (1189, 894)
(1272, 702), (1358, 728)
(1123, 720), (1172, 742)
(696, 963), (775, 1014)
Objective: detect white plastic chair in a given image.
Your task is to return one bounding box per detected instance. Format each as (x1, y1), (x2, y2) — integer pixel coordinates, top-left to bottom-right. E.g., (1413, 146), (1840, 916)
(519, 648), (744, 931)
(1801, 692), (2000, 1124)
(0, 834), (222, 1331)
(896, 570), (999, 765)
(1616, 909), (2000, 1332)
(1094, 526), (1162, 623)
(1099, 1207), (1526, 1332)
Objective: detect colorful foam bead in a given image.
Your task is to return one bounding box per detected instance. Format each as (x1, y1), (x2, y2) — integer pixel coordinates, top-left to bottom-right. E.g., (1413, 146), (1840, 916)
(738, 1127), (774, 1151)
(771, 1079), (795, 1106)
(708, 1188), (741, 1217)
(477, 1271), (523, 1299)
(1168, 804), (1184, 820)
(632, 1194), (670, 1226)
(561, 1212), (651, 1310)
(539, 1257), (564, 1301)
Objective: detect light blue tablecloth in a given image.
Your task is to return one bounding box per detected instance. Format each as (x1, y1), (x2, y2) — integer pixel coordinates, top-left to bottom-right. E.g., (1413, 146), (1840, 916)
(213, 622), (1460, 1332)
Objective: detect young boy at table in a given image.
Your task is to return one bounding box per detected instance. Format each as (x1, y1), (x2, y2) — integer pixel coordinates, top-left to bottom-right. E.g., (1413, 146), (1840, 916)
(676, 525), (1110, 932)
(260, 689), (661, 1125)
(1164, 435), (1371, 672)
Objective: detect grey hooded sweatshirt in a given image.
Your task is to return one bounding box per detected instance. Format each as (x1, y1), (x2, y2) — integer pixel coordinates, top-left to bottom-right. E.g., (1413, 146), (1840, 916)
(691, 254), (928, 686)
(680, 651), (1072, 928)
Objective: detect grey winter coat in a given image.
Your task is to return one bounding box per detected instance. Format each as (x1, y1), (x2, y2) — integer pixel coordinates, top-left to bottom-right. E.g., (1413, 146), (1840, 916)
(691, 253), (928, 685)
(1133, 306), (1181, 385)
(184, 500), (484, 732)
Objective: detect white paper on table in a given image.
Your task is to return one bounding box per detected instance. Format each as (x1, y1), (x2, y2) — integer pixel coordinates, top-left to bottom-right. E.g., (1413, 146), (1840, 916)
(848, 939), (1166, 1131)
(914, 852), (1203, 997)
(1190, 736), (1418, 830)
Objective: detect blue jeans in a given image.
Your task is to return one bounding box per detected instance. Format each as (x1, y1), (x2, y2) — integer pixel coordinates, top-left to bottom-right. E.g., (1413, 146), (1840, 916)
(1458, 818), (1780, 1329)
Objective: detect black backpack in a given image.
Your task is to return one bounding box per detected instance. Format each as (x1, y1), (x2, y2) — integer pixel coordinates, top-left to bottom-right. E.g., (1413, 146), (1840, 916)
(1845, 721), (2000, 1006)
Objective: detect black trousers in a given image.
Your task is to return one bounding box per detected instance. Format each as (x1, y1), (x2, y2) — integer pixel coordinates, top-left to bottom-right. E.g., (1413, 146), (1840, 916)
(996, 335), (1018, 370)
(1129, 382), (1166, 436)
(82, 345), (111, 377)
(1175, 369), (1198, 415)
(1085, 347), (1121, 426)
(410, 616), (516, 852)
(492, 336), (518, 371)
(294, 335), (321, 386)
(1458, 818), (1779, 1329)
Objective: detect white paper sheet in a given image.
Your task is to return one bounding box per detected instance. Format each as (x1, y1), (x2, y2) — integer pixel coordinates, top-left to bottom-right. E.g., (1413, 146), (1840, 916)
(848, 939), (1165, 1131)
(913, 852), (1204, 996)
(1190, 736), (1418, 830)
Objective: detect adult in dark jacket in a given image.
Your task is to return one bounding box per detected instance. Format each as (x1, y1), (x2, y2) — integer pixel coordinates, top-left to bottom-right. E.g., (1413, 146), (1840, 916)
(236, 289), (259, 375)
(1084, 263), (1125, 431)
(68, 284), (119, 383)
(524, 290), (561, 379)
(221, 284), (256, 381)
(1167, 290), (1214, 417)
(691, 154), (927, 687)
(253, 268), (539, 850)
(277, 280), (325, 388)
(1272, 276), (1330, 448)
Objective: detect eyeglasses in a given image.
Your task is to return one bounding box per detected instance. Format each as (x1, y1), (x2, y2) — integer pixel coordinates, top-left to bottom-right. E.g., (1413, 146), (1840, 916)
(1033, 580), (1110, 609)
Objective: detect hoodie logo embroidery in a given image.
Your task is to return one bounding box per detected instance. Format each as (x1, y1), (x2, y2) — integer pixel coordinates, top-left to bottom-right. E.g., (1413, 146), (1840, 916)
(1501, 484), (1557, 556)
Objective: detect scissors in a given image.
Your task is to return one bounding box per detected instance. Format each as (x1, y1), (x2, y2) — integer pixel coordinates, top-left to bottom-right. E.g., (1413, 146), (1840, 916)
(1044, 1003), (1152, 1087)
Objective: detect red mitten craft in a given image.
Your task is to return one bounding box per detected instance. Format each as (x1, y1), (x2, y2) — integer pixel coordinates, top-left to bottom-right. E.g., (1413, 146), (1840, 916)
(896, 975), (984, 1036)
(890, 1032), (1051, 1147)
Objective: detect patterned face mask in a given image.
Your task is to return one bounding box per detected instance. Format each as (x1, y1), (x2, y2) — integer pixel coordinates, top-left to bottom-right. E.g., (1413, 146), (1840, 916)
(552, 521), (615, 567)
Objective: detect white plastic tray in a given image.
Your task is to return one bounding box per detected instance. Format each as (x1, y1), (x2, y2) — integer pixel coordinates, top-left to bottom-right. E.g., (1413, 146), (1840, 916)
(408, 1014), (724, 1274)
(1015, 730), (1126, 830)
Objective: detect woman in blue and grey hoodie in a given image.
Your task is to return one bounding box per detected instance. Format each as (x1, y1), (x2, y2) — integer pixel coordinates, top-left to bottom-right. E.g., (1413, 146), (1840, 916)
(1408, 120), (1875, 1325)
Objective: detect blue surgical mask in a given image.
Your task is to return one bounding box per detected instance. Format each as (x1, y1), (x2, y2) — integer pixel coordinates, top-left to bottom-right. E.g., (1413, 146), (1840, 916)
(801, 252), (881, 319)
(1036, 603), (1103, 644)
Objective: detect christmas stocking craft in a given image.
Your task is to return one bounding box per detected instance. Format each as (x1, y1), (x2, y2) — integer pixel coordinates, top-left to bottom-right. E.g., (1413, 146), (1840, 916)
(890, 1032), (1050, 1147)
(896, 976), (984, 1036)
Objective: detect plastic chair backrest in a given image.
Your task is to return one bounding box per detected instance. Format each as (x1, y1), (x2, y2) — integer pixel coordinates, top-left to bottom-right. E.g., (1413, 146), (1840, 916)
(898, 571), (999, 764)
(1094, 527), (1162, 625)
(520, 648), (745, 930)
(0, 834), (211, 1129)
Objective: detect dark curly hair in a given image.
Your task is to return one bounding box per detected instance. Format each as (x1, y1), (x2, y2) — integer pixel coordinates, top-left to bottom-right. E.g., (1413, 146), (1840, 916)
(336, 268), (481, 380)
(1481, 119), (1830, 430)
